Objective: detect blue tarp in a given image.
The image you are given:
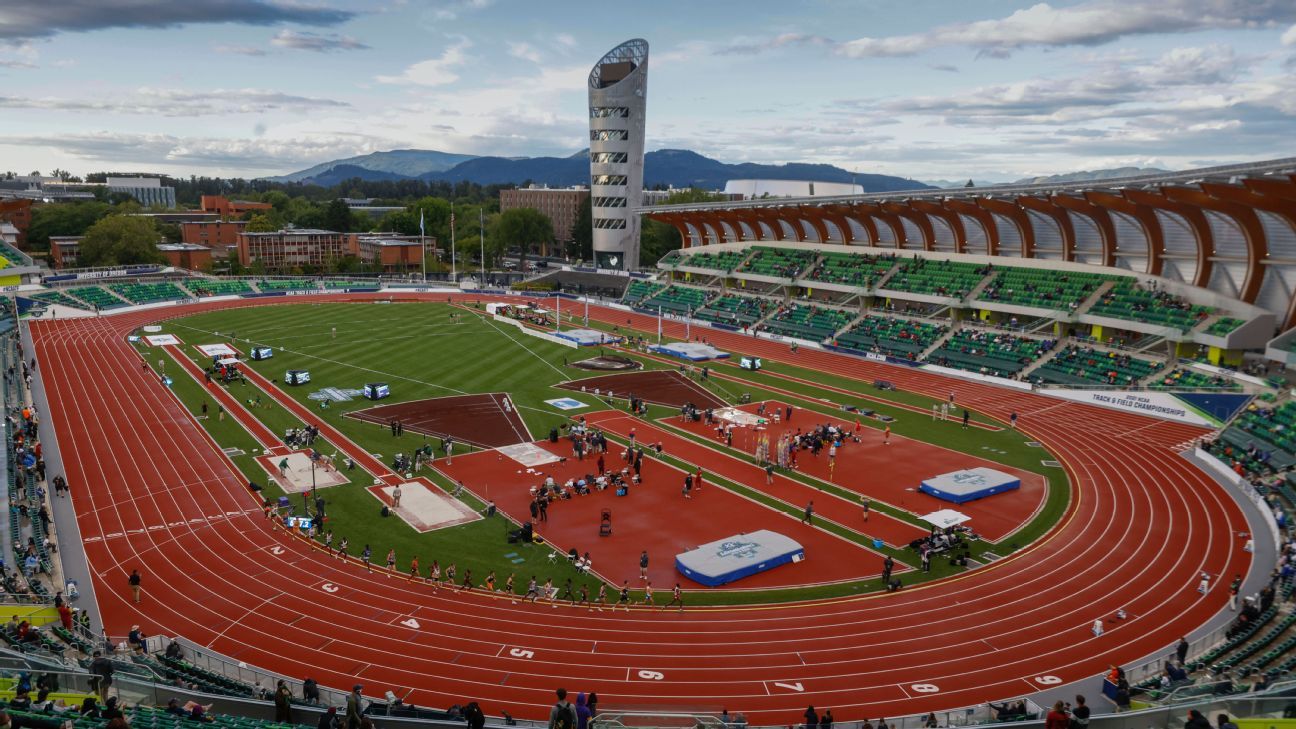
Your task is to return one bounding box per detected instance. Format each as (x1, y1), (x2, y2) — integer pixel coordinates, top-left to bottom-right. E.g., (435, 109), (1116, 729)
(675, 529), (803, 586)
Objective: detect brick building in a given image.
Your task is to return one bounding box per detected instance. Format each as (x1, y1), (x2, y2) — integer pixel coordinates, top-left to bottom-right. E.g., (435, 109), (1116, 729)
(0, 199), (33, 247)
(499, 186), (589, 256)
(180, 219), (248, 254)
(201, 195), (273, 218)
(49, 236), (82, 269)
(237, 229), (358, 272)
(357, 234), (432, 273)
(158, 243), (213, 271)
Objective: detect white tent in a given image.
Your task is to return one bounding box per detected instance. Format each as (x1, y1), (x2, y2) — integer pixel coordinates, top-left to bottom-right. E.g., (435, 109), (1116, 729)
(920, 509), (970, 529)
(216, 357), (240, 366)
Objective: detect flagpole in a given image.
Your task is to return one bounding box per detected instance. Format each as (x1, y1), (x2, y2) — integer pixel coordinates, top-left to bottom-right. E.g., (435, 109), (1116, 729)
(419, 209), (426, 282)
(657, 306), (662, 344)
(479, 207), (486, 282)
(450, 210), (457, 282)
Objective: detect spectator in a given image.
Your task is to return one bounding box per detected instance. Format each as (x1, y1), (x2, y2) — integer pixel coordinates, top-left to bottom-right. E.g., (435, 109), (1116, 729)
(820, 710), (833, 729)
(303, 678), (320, 705)
(804, 706), (819, 729)
(465, 702), (486, 729)
(1072, 696), (1090, 729)
(1045, 702), (1069, 729)
(1185, 710), (1212, 729)
(346, 685), (364, 729)
(317, 708), (338, 729)
(101, 697), (123, 721)
(165, 699), (187, 717)
(274, 681), (292, 723)
(549, 688), (577, 729)
(88, 651), (113, 699)
(77, 699), (99, 720)
(1217, 714), (1239, 729)
(575, 693), (591, 729)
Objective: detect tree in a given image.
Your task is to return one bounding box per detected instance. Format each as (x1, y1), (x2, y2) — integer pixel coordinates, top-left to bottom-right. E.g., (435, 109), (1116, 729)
(639, 218), (682, 266)
(569, 197), (593, 262)
(79, 215), (164, 267)
(488, 208), (553, 271)
(26, 201), (111, 250)
(245, 214), (280, 233)
(324, 199), (354, 232)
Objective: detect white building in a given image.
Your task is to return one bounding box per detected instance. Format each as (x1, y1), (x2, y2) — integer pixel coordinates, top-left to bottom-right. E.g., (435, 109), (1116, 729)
(723, 179), (865, 199)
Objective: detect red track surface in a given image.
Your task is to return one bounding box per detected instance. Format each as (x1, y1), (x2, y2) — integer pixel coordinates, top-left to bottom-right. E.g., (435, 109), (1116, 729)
(433, 436), (882, 589)
(584, 411), (927, 549)
(31, 294), (1250, 724)
(663, 400), (1046, 543)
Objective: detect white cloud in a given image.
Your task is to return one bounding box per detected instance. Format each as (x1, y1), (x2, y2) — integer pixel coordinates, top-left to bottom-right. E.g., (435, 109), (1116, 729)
(554, 33), (576, 51)
(508, 41), (542, 64)
(718, 33), (835, 55)
(271, 29), (369, 53)
(0, 59), (36, 69)
(214, 44), (267, 57)
(431, 0), (492, 21)
(836, 0), (1296, 58)
(0, 88), (351, 116)
(0, 130), (400, 173)
(376, 39), (471, 86)
(1282, 24), (1296, 46)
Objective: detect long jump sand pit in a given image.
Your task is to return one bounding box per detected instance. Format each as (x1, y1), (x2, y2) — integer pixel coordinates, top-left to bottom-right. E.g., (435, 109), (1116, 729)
(366, 479), (481, 532)
(556, 369), (725, 409)
(256, 451), (350, 494)
(344, 393), (532, 449)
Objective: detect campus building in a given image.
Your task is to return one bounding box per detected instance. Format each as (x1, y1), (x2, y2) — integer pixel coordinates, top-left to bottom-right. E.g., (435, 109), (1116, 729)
(0, 199), (33, 247)
(48, 236), (82, 269)
(500, 186), (589, 256)
(180, 219), (248, 254)
(157, 243), (214, 271)
(200, 195), (272, 219)
(357, 234), (429, 273)
(588, 39), (648, 270)
(106, 177), (176, 208)
(236, 229), (359, 271)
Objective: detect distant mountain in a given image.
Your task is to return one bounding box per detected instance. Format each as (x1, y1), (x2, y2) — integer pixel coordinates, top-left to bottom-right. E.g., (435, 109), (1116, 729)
(299, 164), (411, 187)
(266, 149), (480, 183)
(421, 155), (588, 186)
(921, 179), (1003, 189)
(270, 147), (931, 193)
(1012, 167), (1172, 185)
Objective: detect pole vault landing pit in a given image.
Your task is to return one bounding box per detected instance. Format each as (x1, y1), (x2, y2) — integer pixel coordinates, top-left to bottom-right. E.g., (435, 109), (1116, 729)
(343, 393), (532, 449)
(569, 354), (643, 371)
(556, 369), (726, 409)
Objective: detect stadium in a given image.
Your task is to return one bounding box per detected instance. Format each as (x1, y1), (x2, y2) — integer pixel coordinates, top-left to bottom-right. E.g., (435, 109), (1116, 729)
(0, 152), (1290, 729)
(2, 15), (1296, 729)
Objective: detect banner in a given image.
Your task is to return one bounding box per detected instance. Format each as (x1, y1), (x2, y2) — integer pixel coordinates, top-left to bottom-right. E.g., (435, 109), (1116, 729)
(1041, 389), (1219, 427)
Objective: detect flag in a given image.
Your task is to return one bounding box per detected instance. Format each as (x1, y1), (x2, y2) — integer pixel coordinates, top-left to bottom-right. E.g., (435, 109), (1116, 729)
(419, 210), (425, 236)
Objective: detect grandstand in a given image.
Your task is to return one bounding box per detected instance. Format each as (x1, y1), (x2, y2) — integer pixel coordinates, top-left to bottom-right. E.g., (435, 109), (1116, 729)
(1031, 346), (1163, 386)
(184, 279), (254, 297)
(65, 286), (128, 310)
(882, 258), (987, 298)
(739, 246), (817, 279)
(1089, 280), (1212, 331)
(927, 329), (1051, 377)
(109, 281), (189, 305)
(806, 251), (895, 288)
(640, 285), (712, 315)
(674, 248), (749, 272)
(835, 314), (948, 358)
(759, 302), (852, 340)
(977, 268), (1111, 312)
(694, 293), (772, 327)
(256, 279), (316, 292)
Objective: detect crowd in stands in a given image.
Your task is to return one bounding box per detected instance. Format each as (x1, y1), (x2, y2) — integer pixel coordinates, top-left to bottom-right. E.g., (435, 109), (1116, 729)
(1090, 280), (1213, 331)
(928, 330), (1054, 378)
(1031, 346), (1163, 387)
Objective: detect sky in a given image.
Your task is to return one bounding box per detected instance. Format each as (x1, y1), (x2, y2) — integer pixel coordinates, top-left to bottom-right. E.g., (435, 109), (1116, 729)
(0, 0), (1293, 183)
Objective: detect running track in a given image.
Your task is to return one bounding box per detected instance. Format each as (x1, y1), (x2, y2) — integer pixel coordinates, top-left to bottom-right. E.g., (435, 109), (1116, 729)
(30, 293), (1250, 723)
